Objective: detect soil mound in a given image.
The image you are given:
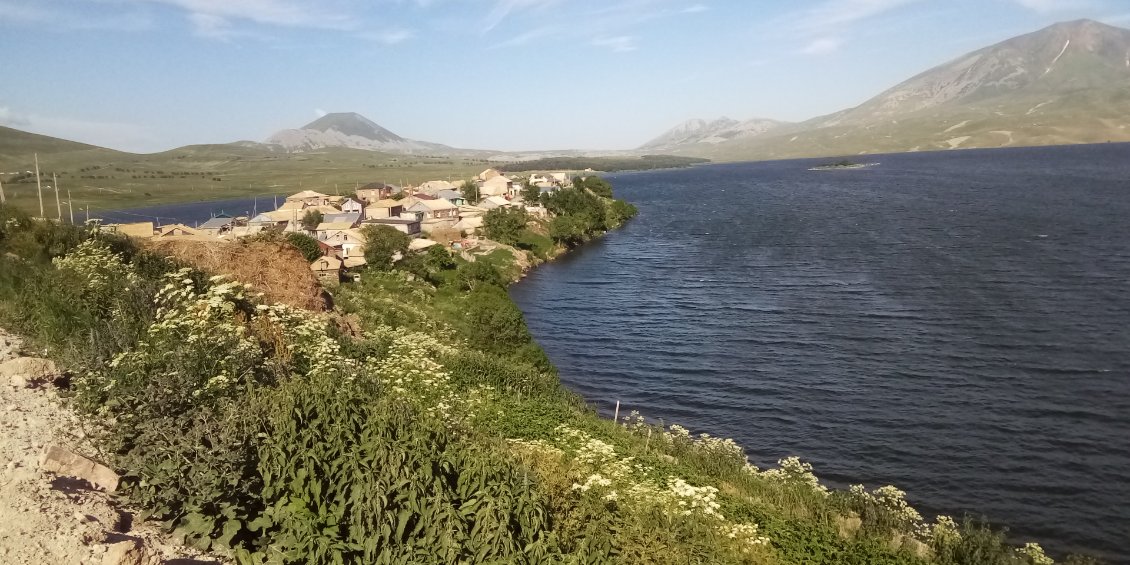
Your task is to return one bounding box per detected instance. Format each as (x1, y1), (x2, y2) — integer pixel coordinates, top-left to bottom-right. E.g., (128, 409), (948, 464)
(144, 240), (327, 311)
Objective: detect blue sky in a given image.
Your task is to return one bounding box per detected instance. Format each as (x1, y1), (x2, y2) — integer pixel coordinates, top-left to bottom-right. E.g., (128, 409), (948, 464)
(2, 0), (1128, 153)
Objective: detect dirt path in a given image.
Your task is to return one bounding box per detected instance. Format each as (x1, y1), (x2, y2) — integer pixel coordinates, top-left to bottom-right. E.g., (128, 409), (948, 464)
(0, 329), (223, 565)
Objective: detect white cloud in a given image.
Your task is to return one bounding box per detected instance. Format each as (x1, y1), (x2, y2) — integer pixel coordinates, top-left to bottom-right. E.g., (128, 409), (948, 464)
(591, 35), (637, 52)
(796, 0), (922, 36)
(1009, 0), (1094, 13)
(0, 106), (31, 127)
(682, 4), (708, 14)
(800, 37), (841, 55)
(483, 0), (560, 32)
(359, 28), (416, 45)
(314, 108), (328, 118)
(1, 109), (159, 153)
(488, 26), (554, 49)
(0, 1), (152, 31)
(134, 0), (354, 32)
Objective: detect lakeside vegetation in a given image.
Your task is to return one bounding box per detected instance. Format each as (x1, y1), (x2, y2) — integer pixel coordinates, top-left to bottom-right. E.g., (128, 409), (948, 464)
(0, 179), (1102, 563)
(498, 155), (710, 173)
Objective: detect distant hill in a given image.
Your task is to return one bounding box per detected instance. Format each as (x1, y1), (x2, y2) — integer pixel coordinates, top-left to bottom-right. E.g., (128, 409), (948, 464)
(639, 117), (787, 152)
(644, 19), (1130, 160)
(265, 112), (461, 155)
(0, 126), (120, 161)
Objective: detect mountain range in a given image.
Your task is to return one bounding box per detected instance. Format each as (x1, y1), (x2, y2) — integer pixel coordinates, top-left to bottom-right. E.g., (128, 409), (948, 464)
(4, 19), (1130, 164)
(265, 112), (458, 155)
(642, 19), (1130, 159)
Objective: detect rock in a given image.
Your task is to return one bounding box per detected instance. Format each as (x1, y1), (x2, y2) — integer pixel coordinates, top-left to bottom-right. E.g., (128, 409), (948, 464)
(889, 533), (932, 559)
(39, 445), (120, 492)
(0, 357), (59, 388)
(101, 540), (160, 565)
(834, 513), (862, 539)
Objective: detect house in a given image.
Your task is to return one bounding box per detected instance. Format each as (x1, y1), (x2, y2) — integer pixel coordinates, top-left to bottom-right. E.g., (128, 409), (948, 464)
(365, 199), (404, 220)
(342, 256), (367, 269)
(310, 256), (343, 284)
(458, 204), (489, 218)
(321, 212), (362, 227)
(406, 198), (458, 221)
(315, 221), (356, 239)
(340, 198), (364, 214)
(479, 175), (512, 197)
(408, 238), (440, 252)
(286, 190), (331, 207)
(322, 229), (367, 259)
(365, 217), (421, 236)
(522, 205), (549, 219)
(105, 222), (154, 238)
(452, 215), (483, 235)
(435, 189), (465, 206)
(550, 172), (570, 185)
(528, 173), (551, 185)
(477, 168), (502, 182)
(198, 215), (236, 236)
(150, 222), (212, 240)
(479, 196), (511, 210)
(249, 210), (294, 229)
(356, 182), (399, 203)
(418, 180), (456, 194)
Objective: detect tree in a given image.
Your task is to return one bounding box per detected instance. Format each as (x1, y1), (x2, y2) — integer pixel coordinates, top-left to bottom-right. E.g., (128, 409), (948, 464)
(548, 215), (585, 247)
(358, 224), (410, 270)
(461, 180), (481, 205)
(300, 209), (323, 231)
(575, 175), (613, 198)
(455, 260), (504, 291)
(285, 232), (323, 262)
(520, 179), (541, 204)
(482, 207), (528, 246)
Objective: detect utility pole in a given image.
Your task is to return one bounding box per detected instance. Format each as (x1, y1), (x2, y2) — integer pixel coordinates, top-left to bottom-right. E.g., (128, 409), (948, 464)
(53, 173), (62, 220)
(34, 153), (44, 218)
(67, 190), (74, 224)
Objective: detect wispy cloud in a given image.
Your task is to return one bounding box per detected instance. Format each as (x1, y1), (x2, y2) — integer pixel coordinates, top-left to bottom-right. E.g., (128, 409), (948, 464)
(131, 0), (354, 37)
(682, 4), (708, 14)
(1009, 0), (1096, 13)
(359, 28), (416, 45)
(591, 35), (637, 52)
(488, 26), (555, 49)
(0, 106), (157, 153)
(483, 0), (560, 32)
(800, 37), (841, 55)
(0, 1), (153, 31)
(0, 106), (31, 128)
(795, 0), (922, 36)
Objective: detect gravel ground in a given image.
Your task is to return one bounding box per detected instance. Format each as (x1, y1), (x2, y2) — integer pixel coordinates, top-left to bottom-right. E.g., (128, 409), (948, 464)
(0, 328), (223, 565)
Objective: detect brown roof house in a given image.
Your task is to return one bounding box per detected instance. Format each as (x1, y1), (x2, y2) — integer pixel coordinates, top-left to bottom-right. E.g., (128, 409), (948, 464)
(285, 190), (332, 207)
(356, 182), (399, 203)
(479, 175), (513, 197)
(310, 256), (343, 285)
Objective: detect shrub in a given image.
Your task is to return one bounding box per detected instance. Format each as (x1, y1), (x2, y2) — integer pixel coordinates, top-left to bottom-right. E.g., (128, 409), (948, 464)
(284, 232), (322, 262)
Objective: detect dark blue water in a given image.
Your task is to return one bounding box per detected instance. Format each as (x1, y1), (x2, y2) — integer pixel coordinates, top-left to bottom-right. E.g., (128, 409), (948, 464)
(94, 195), (283, 226)
(509, 144), (1130, 561)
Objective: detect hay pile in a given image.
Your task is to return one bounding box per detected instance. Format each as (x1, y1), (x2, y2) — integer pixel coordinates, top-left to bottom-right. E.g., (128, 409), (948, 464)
(145, 240), (327, 311)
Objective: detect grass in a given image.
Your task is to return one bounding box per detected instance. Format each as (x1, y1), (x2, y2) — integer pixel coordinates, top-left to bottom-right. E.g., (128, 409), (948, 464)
(0, 127), (490, 216)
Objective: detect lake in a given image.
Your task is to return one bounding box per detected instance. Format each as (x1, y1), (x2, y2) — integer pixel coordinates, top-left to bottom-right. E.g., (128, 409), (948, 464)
(509, 144), (1130, 562)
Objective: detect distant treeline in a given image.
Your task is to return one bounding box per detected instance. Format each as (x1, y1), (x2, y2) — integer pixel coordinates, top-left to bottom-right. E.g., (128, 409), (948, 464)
(499, 155), (710, 173)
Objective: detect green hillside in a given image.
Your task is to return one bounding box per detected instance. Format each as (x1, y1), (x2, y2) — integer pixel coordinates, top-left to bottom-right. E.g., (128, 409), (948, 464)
(0, 128), (489, 215)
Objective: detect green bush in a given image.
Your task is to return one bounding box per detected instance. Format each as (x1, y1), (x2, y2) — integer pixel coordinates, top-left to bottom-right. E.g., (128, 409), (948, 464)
(285, 232), (323, 262)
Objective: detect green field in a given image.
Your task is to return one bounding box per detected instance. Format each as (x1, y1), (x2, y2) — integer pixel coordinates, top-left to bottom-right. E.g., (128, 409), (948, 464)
(0, 127), (488, 215)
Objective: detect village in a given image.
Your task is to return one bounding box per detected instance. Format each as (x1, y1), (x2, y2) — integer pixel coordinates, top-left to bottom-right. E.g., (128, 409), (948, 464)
(102, 168), (580, 283)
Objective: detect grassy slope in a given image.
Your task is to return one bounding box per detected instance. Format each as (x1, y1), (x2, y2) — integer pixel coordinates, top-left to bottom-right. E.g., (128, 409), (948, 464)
(0, 127), (489, 215)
